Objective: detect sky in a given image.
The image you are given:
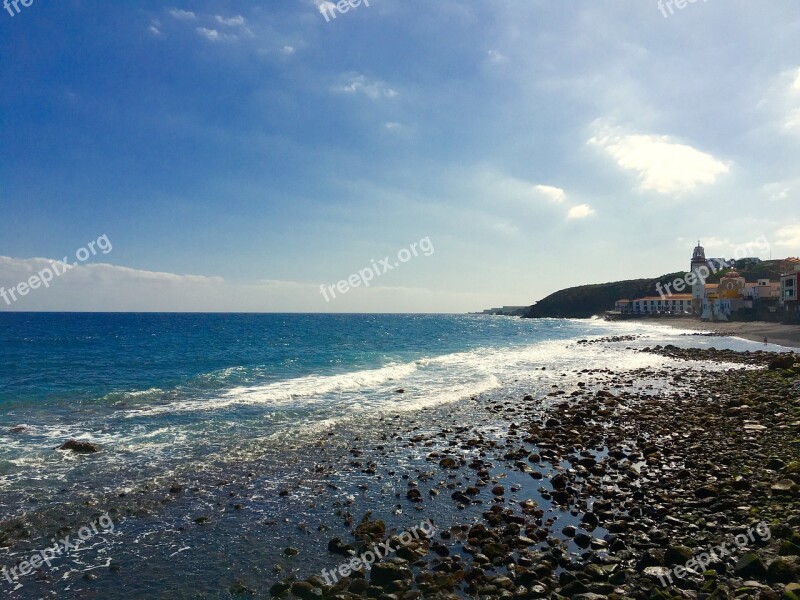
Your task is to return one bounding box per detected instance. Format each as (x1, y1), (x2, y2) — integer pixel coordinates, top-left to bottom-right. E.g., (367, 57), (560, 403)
(1, 0), (799, 312)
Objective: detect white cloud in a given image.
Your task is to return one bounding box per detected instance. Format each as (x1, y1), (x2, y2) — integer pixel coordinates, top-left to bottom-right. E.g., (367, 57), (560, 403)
(0, 256), (224, 287)
(567, 204), (595, 219)
(760, 67), (800, 135)
(532, 184), (566, 203)
(588, 121), (730, 194)
(776, 224), (800, 248)
(280, 45), (296, 55)
(0, 256), (494, 313)
(784, 69), (800, 131)
(168, 8), (196, 20)
(196, 27), (220, 41)
(148, 21), (162, 36)
(334, 74), (398, 99)
(763, 182), (791, 202)
(215, 15), (246, 27)
(196, 27), (237, 42)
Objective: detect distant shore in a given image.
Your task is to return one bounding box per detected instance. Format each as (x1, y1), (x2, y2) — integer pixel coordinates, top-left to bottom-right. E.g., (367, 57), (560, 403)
(632, 316), (800, 349)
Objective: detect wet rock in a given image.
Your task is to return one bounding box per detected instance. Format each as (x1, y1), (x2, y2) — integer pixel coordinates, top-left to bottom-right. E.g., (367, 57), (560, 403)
(348, 578), (370, 594)
(559, 579), (589, 595)
(406, 488), (422, 501)
(8, 425), (27, 434)
(290, 581), (321, 599)
(58, 439), (99, 454)
(371, 558), (412, 586)
(580, 512), (599, 528)
(328, 537), (355, 556)
(355, 514), (386, 539)
(439, 457), (458, 469)
(230, 580), (256, 596)
(269, 580), (291, 597)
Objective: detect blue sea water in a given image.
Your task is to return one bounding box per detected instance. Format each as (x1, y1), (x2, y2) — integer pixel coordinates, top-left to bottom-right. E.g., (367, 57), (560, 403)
(0, 313), (777, 505)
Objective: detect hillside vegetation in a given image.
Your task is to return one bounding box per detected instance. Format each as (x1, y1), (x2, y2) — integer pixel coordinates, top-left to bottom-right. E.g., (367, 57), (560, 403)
(522, 272), (687, 319)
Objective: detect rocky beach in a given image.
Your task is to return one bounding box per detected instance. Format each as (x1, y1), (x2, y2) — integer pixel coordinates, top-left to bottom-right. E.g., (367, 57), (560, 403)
(263, 345), (800, 599)
(2, 335), (799, 599)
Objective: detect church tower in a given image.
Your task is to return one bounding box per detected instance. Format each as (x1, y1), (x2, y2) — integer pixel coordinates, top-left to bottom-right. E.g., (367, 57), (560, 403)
(690, 241), (710, 315)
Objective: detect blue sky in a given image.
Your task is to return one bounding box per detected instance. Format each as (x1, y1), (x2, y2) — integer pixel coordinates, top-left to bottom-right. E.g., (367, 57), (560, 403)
(1, 0), (799, 312)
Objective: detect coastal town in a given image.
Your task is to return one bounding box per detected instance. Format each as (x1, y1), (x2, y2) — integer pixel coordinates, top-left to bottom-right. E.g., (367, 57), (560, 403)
(611, 242), (800, 322)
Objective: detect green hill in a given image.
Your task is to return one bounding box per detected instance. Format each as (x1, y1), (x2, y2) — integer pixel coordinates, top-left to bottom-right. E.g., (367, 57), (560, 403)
(522, 272), (687, 319)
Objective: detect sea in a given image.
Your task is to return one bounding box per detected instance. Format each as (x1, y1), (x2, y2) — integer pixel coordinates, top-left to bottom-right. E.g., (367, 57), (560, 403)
(0, 313), (786, 597)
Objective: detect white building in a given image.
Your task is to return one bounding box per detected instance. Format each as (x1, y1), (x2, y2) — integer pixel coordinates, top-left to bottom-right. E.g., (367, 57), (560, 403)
(630, 295), (692, 314)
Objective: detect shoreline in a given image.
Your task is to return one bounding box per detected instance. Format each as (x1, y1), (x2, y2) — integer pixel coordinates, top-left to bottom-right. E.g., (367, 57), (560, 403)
(623, 315), (800, 349)
(2, 341), (798, 597)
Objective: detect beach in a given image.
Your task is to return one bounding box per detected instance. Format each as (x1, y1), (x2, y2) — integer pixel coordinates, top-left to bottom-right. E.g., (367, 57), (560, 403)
(1, 318), (799, 598)
(645, 316), (800, 349)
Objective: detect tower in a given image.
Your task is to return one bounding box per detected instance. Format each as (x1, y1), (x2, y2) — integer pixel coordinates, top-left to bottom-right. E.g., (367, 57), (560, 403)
(690, 241), (710, 315)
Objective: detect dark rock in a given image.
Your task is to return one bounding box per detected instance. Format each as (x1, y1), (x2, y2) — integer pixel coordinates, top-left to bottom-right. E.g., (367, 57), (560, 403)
(767, 458), (786, 470)
(291, 581), (322, 599)
(371, 559), (412, 586)
(766, 557), (796, 583)
(734, 553), (767, 578)
(768, 355), (796, 370)
(694, 486), (718, 499)
(559, 579), (589, 595)
(406, 488), (422, 501)
(665, 545), (693, 566)
(58, 439), (99, 454)
(269, 580), (291, 597)
(230, 580), (256, 596)
(327, 537), (355, 556)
